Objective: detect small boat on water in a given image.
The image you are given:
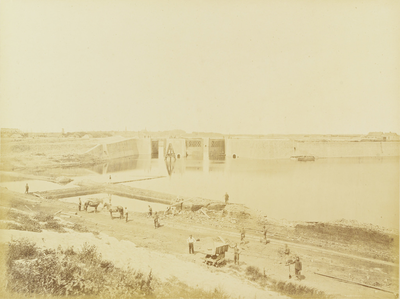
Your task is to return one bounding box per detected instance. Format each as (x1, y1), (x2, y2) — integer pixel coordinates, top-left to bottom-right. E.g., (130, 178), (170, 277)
(291, 156), (316, 161)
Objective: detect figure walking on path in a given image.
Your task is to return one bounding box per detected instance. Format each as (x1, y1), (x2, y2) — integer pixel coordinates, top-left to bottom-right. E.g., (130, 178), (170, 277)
(148, 205), (152, 217)
(225, 192), (229, 204)
(78, 198), (82, 211)
(187, 235), (196, 254)
(25, 183), (29, 194)
(240, 227), (246, 241)
(154, 212), (159, 228)
(125, 207), (129, 222)
(261, 225), (270, 244)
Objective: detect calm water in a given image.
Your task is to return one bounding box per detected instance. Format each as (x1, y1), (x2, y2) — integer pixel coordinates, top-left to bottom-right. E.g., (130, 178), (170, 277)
(84, 156), (399, 229)
(3, 156), (398, 229)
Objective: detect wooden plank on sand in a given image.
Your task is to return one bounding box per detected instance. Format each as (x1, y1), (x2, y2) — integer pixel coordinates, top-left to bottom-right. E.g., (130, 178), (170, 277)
(314, 272), (394, 294)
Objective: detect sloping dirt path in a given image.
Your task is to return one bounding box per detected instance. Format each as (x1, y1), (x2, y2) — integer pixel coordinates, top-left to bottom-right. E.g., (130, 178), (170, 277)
(4, 190), (398, 299)
(67, 202), (398, 299)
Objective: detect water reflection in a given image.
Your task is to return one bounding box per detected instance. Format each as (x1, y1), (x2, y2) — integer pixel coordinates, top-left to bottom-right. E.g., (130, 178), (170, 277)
(84, 153), (227, 177)
(80, 156), (399, 228)
(85, 155), (397, 177)
(209, 155), (226, 161)
(85, 156), (143, 174)
(165, 156), (176, 176)
(125, 156), (399, 229)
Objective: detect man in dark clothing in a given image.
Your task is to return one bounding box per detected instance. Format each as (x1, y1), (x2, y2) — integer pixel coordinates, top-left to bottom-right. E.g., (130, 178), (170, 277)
(154, 212), (159, 228)
(78, 198), (82, 211)
(295, 256), (302, 279)
(125, 207), (129, 222)
(25, 183), (29, 194)
(225, 192), (229, 204)
(148, 205), (153, 217)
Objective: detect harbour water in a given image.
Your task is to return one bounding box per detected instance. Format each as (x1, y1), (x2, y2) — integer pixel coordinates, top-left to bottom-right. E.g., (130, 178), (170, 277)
(3, 156), (398, 229)
(88, 156), (399, 229)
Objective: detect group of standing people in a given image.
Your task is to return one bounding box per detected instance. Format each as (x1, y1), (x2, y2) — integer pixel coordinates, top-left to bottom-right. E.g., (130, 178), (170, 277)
(184, 192), (241, 265)
(76, 189), (300, 277)
(74, 188), (302, 279)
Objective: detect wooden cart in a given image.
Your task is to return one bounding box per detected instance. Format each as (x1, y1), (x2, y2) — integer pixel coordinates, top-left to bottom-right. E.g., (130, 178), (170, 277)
(204, 242), (229, 267)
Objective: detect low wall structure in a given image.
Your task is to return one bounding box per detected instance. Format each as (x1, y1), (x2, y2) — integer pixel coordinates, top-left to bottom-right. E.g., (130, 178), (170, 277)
(225, 139), (294, 159)
(225, 138), (400, 159)
(85, 138), (151, 159)
(294, 141), (400, 158)
(84, 137), (400, 160)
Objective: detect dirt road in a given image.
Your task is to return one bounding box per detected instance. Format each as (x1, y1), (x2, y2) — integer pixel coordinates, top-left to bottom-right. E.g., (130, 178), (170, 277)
(16, 191), (398, 299)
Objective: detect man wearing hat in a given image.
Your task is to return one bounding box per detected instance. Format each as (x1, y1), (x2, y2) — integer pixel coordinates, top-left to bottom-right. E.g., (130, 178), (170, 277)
(295, 256), (302, 279)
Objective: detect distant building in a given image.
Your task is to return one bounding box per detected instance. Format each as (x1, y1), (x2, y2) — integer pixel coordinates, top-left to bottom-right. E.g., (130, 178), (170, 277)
(365, 132), (383, 141)
(365, 132), (399, 141)
(383, 132), (400, 141)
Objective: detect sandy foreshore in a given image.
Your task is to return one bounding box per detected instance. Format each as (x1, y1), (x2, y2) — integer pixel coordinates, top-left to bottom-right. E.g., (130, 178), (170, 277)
(1, 182), (398, 299)
(0, 136), (399, 298)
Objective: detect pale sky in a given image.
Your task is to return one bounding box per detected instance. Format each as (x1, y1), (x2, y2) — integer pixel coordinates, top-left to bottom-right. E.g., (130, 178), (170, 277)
(1, 0), (399, 134)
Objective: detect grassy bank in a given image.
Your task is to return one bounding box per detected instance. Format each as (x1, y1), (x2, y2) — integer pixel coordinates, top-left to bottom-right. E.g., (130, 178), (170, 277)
(244, 265), (330, 299)
(4, 238), (229, 299)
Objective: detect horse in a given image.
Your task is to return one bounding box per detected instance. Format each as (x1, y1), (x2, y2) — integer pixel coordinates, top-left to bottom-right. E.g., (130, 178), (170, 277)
(103, 203), (124, 219)
(84, 198), (104, 213)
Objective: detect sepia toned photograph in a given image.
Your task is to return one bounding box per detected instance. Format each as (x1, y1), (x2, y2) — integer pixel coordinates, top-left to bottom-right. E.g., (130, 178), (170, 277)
(0, 0), (399, 298)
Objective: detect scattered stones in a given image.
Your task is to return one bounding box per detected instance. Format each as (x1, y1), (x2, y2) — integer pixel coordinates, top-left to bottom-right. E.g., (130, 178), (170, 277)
(206, 203), (226, 211)
(55, 176), (73, 184)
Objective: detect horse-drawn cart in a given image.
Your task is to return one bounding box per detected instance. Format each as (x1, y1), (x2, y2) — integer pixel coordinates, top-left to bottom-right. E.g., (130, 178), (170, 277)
(202, 237), (229, 267)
